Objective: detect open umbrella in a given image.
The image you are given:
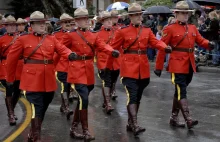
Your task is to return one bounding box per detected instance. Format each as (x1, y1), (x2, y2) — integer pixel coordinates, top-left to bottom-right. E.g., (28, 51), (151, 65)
(106, 2), (130, 11)
(192, 0), (220, 6)
(49, 17), (59, 23)
(144, 6), (172, 14)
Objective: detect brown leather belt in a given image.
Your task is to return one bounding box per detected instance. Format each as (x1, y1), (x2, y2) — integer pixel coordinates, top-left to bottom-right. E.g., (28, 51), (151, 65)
(24, 59), (53, 64)
(172, 47), (194, 53)
(75, 55), (93, 60)
(124, 50), (147, 54)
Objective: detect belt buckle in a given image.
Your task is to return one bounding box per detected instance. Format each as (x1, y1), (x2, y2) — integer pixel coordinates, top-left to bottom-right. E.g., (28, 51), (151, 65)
(44, 59), (48, 64)
(138, 49), (141, 55)
(189, 48), (193, 53)
(82, 55), (86, 60)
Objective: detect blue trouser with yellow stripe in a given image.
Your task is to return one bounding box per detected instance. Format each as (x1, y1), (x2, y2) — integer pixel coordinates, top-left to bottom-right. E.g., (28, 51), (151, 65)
(122, 77), (150, 105)
(71, 84), (94, 110)
(171, 66), (193, 101)
(56, 71), (70, 94)
(25, 92), (54, 120)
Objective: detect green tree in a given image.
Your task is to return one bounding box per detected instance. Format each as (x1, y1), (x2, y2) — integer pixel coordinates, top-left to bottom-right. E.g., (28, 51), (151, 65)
(8, 0), (75, 18)
(144, 0), (173, 8)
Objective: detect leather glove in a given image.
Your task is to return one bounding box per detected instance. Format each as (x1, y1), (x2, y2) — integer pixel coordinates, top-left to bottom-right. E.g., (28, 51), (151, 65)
(208, 41), (215, 50)
(154, 70), (162, 77)
(165, 46), (172, 53)
(68, 52), (78, 61)
(112, 50), (120, 58)
(6, 82), (13, 87)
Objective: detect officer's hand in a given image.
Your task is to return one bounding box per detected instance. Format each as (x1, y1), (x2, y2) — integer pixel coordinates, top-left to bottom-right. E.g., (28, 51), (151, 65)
(154, 70), (162, 77)
(112, 50), (120, 58)
(165, 46), (172, 53)
(209, 41), (216, 50)
(6, 82), (13, 87)
(68, 52), (78, 61)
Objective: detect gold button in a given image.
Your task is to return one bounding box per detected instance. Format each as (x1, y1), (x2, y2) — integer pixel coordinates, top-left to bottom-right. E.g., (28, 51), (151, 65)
(27, 70), (29, 72)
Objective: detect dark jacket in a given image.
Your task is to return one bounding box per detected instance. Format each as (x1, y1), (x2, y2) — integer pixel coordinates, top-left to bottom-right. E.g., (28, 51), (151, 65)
(205, 19), (219, 41)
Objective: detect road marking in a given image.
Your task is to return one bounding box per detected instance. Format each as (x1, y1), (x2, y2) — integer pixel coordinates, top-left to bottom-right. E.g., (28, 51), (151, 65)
(3, 97), (31, 142)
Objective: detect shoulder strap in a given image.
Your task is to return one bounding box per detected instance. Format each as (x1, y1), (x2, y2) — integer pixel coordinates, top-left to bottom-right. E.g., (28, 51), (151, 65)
(106, 30), (114, 44)
(124, 26), (143, 52)
(173, 25), (188, 48)
(76, 30), (94, 53)
(24, 35), (47, 62)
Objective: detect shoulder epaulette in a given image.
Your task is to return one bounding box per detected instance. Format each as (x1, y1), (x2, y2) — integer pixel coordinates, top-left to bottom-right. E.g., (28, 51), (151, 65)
(19, 32), (29, 36)
(120, 25), (129, 29)
(52, 30), (61, 35)
(69, 29), (76, 33)
(142, 25), (150, 28)
(90, 30), (100, 33)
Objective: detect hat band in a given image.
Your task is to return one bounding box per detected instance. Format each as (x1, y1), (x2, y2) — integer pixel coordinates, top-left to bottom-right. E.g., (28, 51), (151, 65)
(30, 18), (47, 21)
(128, 10), (142, 14)
(174, 8), (191, 10)
(75, 14), (89, 18)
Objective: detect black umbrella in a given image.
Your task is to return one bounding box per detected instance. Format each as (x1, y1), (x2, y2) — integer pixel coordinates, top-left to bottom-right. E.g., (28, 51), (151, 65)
(144, 6), (172, 14)
(192, 0), (220, 6)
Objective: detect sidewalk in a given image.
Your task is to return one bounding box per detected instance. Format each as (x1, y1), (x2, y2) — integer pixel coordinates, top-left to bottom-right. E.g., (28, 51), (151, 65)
(149, 62), (220, 73)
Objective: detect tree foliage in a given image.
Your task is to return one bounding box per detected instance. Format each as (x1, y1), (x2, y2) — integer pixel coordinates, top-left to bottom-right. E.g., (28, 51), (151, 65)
(144, 0), (173, 8)
(8, 0), (75, 18)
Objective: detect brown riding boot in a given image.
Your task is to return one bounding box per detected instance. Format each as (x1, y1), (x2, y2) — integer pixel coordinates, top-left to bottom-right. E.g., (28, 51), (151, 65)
(60, 92), (73, 120)
(101, 87), (106, 108)
(103, 87), (114, 114)
(127, 104), (145, 136)
(12, 93), (21, 120)
(70, 106), (84, 139)
(28, 117), (42, 142)
(178, 99), (198, 129)
(169, 97), (185, 128)
(5, 97), (16, 125)
(110, 83), (118, 100)
(80, 109), (95, 142)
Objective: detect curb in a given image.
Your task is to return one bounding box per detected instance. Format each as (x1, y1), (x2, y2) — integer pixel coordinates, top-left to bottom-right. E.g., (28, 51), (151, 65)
(198, 66), (220, 73)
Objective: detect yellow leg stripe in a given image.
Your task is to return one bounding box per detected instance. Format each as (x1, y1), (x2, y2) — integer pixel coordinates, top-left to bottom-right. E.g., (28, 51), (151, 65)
(124, 86), (130, 106)
(55, 71), (64, 94)
(120, 77), (123, 84)
(23, 90), (26, 98)
(177, 85), (181, 101)
(171, 73), (175, 84)
(31, 103), (35, 119)
(71, 84), (82, 110)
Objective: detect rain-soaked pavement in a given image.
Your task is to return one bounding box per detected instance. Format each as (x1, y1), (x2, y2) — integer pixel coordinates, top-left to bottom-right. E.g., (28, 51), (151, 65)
(1, 69), (220, 142)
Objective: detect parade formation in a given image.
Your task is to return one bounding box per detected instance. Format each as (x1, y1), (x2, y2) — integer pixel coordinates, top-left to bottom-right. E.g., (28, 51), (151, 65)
(0, 0), (219, 142)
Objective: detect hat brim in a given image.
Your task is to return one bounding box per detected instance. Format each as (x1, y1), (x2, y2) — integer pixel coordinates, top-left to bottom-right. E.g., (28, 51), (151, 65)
(74, 15), (94, 19)
(57, 18), (73, 23)
(127, 11), (143, 15)
(16, 22), (27, 24)
(101, 16), (113, 21)
(2, 22), (16, 25)
(171, 9), (194, 12)
(29, 19), (49, 22)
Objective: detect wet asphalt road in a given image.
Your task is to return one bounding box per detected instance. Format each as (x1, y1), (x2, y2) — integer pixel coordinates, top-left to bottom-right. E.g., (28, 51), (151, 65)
(4, 69), (220, 142)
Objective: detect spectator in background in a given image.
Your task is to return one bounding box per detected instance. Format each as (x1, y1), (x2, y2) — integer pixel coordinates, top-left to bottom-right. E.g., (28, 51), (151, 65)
(198, 16), (207, 53)
(93, 16), (102, 31)
(0, 14), (6, 35)
(206, 11), (220, 67)
(157, 14), (167, 28)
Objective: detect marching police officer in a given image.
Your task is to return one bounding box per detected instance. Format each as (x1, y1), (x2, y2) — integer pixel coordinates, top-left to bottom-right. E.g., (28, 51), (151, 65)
(96, 11), (115, 114)
(108, 3), (172, 136)
(0, 15), (19, 125)
(155, 1), (215, 129)
(6, 11), (76, 141)
(16, 18), (27, 34)
(62, 7), (119, 141)
(109, 10), (121, 100)
(53, 13), (74, 120)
